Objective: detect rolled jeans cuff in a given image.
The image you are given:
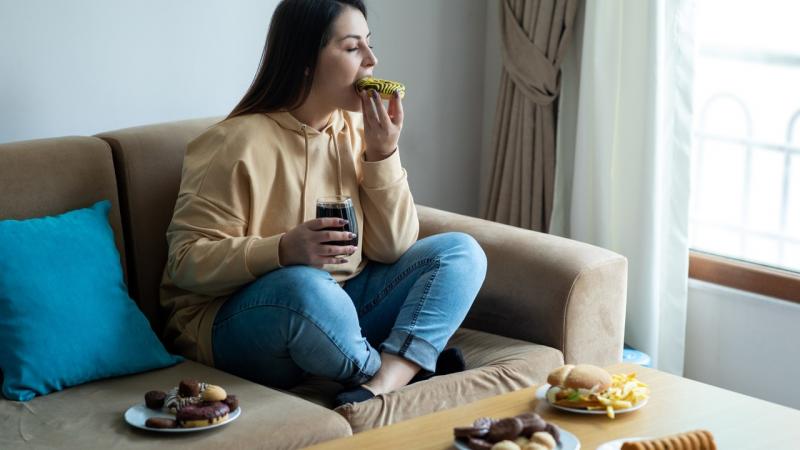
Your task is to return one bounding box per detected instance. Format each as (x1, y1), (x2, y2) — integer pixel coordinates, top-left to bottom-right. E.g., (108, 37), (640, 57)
(344, 344), (382, 387)
(379, 330), (439, 373)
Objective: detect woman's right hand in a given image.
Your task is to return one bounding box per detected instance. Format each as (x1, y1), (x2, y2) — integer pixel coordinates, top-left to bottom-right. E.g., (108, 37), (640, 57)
(278, 218), (358, 268)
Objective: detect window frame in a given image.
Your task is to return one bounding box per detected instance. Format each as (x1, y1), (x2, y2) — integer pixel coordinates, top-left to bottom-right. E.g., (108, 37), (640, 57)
(688, 250), (800, 305)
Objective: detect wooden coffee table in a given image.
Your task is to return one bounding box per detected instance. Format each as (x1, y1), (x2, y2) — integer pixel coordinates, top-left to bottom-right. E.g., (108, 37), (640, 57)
(305, 363), (800, 449)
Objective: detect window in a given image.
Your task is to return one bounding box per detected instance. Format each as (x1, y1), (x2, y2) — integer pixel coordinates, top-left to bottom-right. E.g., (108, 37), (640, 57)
(690, 0), (800, 278)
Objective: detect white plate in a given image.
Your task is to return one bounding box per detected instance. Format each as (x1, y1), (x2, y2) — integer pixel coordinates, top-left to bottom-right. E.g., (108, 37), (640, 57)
(454, 427), (580, 450)
(595, 436), (651, 450)
(536, 384), (648, 416)
(124, 403), (241, 433)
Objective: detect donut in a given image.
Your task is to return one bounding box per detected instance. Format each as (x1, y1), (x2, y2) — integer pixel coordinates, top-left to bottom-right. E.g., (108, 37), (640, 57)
(176, 402), (230, 428)
(355, 77), (405, 100)
(144, 390), (166, 410)
(165, 382), (208, 414)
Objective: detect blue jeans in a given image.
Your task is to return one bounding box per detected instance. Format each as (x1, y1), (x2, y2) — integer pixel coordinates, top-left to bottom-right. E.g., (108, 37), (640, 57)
(211, 232), (487, 389)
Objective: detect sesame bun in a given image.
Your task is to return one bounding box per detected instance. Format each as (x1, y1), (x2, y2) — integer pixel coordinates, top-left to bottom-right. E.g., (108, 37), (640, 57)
(547, 364), (612, 391)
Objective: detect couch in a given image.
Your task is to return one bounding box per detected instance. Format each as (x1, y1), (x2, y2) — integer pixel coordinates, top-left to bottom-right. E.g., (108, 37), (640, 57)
(0, 118), (627, 449)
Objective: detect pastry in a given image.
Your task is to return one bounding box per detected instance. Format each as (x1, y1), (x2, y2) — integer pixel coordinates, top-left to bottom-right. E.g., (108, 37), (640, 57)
(620, 429), (716, 450)
(165, 382), (208, 413)
(490, 441), (520, 450)
(176, 401), (230, 428)
(487, 417), (524, 443)
(355, 77), (405, 100)
(222, 394), (239, 411)
(202, 384), (227, 402)
(179, 378), (201, 397)
(144, 390), (166, 410)
(530, 431), (556, 450)
(515, 412), (547, 436)
(145, 417), (177, 429)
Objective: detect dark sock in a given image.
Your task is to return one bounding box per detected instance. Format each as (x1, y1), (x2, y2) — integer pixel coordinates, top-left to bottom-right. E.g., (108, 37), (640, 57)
(409, 347), (466, 384)
(333, 386), (375, 408)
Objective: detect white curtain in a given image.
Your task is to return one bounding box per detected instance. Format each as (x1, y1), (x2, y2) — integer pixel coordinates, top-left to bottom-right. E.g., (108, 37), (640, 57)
(550, 0), (695, 374)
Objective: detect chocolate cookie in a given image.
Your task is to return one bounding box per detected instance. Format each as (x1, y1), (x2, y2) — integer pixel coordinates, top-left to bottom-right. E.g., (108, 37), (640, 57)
(466, 437), (494, 450)
(176, 401), (230, 428)
(145, 417), (177, 429)
(144, 390), (166, 410)
(178, 379), (201, 397)
(222, 394), (238, 411)
(454, 426), (490, 439)
(516, 412), (547, 436)
(472, 417), (494, 429)
(486, 417), (523, 443)
(545, 423), (562, 446)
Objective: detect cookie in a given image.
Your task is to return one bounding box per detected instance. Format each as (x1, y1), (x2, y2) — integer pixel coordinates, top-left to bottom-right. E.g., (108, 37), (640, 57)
(145, 417), (177, 429)
(515, 412), (547, 436)
(467, 437), (494, 450)
(222, 394), (238, 411)
(531, 431), (556, 450)
(144, 390), (166, 410)
(454, 426), (490, 439)
(487, 417), (524, 443)
(202, 384), (227, 402)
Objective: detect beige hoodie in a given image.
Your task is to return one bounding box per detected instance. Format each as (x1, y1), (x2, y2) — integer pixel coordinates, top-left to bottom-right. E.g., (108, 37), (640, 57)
(160, 109), (419, 366)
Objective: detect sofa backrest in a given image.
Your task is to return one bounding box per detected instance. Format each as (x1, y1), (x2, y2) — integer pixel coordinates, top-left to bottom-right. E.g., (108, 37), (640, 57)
(97, 118), (220, 336)
(0, 136), (128, 277)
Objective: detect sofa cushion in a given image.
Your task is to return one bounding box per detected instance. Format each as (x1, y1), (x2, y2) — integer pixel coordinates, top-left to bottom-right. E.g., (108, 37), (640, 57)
(0, 200), (182, 401)
(289, 328), (564, 433)
(0, 360), (351, 450)
(97, 118), (221, 336)
(0, 136), (127, 278)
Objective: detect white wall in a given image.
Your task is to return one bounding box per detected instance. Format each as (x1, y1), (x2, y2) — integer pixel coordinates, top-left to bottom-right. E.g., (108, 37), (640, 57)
(0, 0), (278, 142)
(366, 0), (489, 215)
(0, 0), (493, 216)
(684, 279), (800, 410)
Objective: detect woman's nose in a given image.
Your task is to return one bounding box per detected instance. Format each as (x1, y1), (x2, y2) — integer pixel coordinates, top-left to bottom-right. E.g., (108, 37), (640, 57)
(364, 47), (378, 67)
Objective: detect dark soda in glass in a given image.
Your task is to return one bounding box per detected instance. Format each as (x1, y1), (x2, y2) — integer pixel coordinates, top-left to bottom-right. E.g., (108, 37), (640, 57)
(315, 196), (359, 247)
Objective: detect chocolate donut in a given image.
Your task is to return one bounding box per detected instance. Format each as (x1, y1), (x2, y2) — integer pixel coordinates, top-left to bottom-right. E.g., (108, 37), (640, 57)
(466, 437), (494, 450)
(545, 423), (562, 446)
(454, 426), (490, 439)
(176, 401), (230, 428)
(144, 390), (166, 410)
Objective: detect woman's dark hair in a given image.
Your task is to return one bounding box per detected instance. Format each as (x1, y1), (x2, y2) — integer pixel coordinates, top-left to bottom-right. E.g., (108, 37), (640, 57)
(227, 0), (367, 119)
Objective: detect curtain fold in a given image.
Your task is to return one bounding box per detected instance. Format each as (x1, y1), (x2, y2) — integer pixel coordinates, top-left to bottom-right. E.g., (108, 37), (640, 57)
(481, 0), (578, 231)
(550, 0), (695, 374)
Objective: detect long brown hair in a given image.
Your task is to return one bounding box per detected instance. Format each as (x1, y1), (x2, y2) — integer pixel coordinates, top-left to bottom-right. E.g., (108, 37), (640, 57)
(227, 0), (367, 119)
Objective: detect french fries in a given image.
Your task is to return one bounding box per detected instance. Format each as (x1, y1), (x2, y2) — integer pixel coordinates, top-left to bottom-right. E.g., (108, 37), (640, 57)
(549, 372), (649, 419)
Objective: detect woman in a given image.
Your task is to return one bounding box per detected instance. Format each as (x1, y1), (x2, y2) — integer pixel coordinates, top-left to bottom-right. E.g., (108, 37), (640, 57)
(160, 0), (487, 407)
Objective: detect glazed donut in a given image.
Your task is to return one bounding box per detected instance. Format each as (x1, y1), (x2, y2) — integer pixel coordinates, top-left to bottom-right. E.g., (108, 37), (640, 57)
(355, 77), (405, 100)
(176, 402), (230, 428)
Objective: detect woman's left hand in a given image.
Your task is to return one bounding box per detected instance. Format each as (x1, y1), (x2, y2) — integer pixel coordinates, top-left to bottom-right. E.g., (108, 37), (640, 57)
(361, 89), (403, 161)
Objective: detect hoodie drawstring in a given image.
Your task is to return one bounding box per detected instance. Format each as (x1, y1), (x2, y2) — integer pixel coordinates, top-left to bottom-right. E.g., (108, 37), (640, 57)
(301, 125), (310, 223)
(329, 128), (344, 197)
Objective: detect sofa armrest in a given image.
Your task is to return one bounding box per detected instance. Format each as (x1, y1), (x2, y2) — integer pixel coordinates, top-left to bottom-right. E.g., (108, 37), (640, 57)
(417, 205), (627, 367)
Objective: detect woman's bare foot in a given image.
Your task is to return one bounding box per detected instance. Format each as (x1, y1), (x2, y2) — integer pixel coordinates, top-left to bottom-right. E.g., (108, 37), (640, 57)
(361, 352), (420, 395)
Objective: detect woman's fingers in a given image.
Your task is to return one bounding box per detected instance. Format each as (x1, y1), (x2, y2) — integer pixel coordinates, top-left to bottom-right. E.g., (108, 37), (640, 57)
(388, 92), (404, 126)
(362, 90), (379, 127)
(371, 90), (391, 127)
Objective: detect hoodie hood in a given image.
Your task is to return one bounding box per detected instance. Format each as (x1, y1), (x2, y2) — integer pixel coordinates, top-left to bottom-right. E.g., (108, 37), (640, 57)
(265, 110), (348, 223)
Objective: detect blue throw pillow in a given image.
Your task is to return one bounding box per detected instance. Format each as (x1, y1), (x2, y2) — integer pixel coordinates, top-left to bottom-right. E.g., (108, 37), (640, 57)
(0, 200), (182, 401)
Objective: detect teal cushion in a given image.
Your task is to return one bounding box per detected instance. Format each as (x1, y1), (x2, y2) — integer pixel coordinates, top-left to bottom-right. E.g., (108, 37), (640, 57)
(0, 200), (182, 401)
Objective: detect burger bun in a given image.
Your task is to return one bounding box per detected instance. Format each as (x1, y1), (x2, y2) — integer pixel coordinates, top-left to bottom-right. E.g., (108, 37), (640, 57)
(547, 364), (612, 391)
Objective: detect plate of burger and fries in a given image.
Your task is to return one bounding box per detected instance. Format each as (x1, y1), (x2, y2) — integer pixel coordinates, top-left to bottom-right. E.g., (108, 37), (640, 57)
(536, 364), (650, 419)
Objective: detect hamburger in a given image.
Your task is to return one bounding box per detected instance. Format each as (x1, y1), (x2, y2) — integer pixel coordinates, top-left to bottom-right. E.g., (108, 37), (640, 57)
(545, 364), (612, 409)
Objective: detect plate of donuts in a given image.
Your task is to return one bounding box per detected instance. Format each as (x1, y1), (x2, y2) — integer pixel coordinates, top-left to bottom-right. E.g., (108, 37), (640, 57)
(124, 378), (241, 432)
(124, 403), (241, 433)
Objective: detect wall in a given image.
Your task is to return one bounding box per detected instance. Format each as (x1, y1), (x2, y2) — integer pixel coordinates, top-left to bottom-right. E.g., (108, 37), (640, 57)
(366, 0), (488, 215)
(0, 0), (492, 216)
(684, 279), (800, 410)
(0, 0), (278, 141)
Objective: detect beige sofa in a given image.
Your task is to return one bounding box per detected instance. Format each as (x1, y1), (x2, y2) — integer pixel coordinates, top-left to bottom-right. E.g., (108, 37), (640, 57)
(0, 118), (627, 449)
